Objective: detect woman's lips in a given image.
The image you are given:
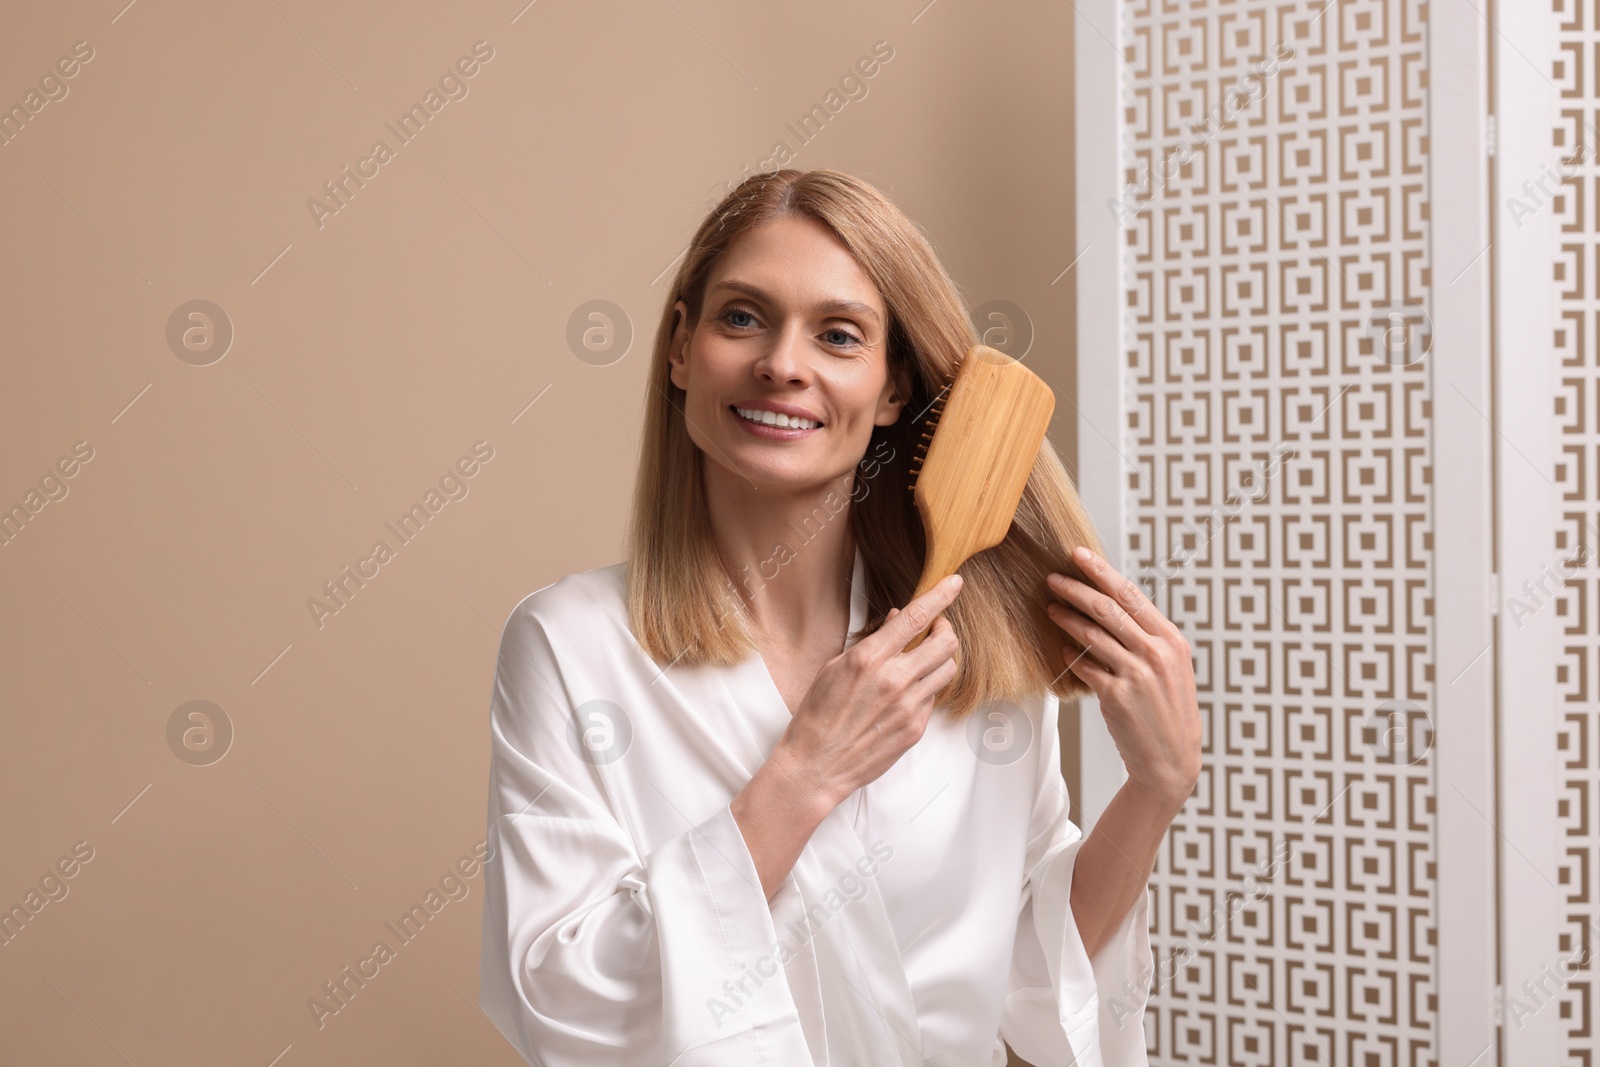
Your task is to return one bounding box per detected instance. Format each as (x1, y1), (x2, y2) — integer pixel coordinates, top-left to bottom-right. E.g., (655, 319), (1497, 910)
(729, 405), (823, 439)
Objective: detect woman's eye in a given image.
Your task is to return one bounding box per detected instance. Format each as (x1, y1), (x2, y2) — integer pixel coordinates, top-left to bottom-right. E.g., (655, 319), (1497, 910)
(722, 308), (758, 329)
(824, 327), (862, 347)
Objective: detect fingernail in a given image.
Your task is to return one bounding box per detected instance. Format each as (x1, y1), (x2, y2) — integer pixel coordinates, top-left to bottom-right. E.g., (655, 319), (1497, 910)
(1073, 546), (1092, 563)
(950, 574), (963, 588)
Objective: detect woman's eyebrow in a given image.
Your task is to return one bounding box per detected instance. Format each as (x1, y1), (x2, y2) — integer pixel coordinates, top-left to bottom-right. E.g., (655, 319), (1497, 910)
(708, 279), (882, 326)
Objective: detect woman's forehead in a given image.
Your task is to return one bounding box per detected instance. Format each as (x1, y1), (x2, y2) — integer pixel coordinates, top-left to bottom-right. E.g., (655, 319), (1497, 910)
(709, 218), (883, 309)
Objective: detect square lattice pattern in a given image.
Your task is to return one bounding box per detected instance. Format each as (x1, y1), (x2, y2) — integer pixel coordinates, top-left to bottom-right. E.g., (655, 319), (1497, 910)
(1115, 1), (1436, 1063)
(1553, 2), (1600, 1062)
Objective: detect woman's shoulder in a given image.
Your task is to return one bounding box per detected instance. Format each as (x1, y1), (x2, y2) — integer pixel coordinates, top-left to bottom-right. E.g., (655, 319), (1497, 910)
(503, 560), (629, 635)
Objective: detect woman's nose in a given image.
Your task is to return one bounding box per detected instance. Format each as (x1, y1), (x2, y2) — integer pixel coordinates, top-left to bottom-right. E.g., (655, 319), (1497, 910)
(753, 325), (811, 383)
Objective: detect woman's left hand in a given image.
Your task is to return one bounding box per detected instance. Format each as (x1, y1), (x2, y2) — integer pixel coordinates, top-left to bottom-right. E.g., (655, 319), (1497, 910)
(1045, 546), (1201, 813)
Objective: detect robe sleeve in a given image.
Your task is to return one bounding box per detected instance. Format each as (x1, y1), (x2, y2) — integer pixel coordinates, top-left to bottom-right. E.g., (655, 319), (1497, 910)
(997, 692), (1155, 1067)
(477, 602), (814, 1066)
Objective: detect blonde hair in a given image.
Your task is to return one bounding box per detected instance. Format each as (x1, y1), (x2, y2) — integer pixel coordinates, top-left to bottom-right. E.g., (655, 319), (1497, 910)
(625, 168), (1104, 719)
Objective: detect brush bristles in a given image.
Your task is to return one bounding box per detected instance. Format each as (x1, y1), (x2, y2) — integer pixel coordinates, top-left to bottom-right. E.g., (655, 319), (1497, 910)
(906, 375), (956, 490)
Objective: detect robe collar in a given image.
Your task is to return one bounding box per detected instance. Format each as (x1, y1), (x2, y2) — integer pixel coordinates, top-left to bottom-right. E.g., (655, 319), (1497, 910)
(712, 544), (925, 1066)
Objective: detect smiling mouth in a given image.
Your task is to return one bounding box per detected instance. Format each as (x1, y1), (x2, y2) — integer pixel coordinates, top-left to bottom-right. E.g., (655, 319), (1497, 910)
(729, 405), (824, 431)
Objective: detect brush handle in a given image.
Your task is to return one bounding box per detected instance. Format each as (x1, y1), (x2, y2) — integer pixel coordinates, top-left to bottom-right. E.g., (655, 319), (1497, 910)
(898, 344), (1054, 657)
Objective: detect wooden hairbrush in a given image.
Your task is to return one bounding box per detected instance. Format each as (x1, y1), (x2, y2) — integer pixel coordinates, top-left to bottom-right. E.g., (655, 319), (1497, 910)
(901, 343), (1055, 652)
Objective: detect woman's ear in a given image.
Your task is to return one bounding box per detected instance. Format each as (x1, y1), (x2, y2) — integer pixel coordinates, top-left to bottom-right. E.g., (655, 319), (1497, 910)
(667, 300), (692, 391)
(875, 360), (914, 426)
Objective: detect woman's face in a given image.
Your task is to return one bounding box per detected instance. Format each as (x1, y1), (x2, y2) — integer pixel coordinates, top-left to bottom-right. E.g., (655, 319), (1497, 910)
(668, 214), (908, 496)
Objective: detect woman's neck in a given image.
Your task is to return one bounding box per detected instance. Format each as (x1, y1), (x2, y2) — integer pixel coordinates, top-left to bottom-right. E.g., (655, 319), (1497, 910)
(703, 462), (857, 650)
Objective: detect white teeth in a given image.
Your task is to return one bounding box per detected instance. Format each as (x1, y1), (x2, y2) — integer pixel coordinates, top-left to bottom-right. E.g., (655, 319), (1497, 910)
(734, 406), (820, 430)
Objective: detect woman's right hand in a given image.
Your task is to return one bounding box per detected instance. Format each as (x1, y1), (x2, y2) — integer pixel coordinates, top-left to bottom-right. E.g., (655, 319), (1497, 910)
(771, 574), (965, 811)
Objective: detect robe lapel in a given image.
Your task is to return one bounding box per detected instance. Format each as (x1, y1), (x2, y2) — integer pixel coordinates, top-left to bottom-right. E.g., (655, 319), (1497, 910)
(700, 545), (926, 1067)
(801, 801), (927, 1065)
(787, 548), (929, 1065)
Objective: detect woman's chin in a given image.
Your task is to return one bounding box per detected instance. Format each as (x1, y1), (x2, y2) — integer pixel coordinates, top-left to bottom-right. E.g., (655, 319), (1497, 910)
(716, 453), (851, 496)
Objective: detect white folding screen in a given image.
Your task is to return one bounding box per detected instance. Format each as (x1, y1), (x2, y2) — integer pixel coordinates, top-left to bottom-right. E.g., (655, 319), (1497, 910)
(1527, 2), (1600, 1064)
(1070, 0), (1525, 1062)
(1493, 3), (1561, 1066)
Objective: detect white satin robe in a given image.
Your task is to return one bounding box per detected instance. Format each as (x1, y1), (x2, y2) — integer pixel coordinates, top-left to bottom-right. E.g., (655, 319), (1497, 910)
(478, 548), (1153, 1066)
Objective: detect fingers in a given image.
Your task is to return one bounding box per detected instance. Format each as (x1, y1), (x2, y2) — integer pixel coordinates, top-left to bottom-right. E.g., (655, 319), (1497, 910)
(906, 649), (960, 706)
(905, 615), (958, 683)
(1060, 547), (1169, 639)
(1045, 559), (1159, 664)
(872, 574), (963, 654)
(1046, 596), (1137, 673)
(1059, 632), (1115, 690)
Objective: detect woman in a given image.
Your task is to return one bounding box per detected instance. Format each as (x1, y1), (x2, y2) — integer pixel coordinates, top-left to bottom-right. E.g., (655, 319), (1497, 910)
(478, 169), (1201, 1066)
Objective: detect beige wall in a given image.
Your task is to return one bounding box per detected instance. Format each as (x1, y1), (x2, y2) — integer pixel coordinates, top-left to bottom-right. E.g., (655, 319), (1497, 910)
(0, 3), (1080, 1063)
